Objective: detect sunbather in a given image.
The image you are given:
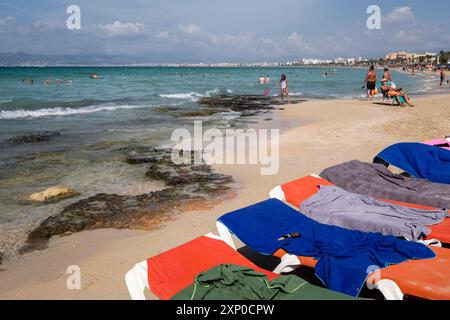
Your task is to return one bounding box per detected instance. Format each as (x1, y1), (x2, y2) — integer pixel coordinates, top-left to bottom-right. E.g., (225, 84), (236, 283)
(380, 79), (414, 107)
(380, 79), (402, 106)
(396, 87), (414, 107)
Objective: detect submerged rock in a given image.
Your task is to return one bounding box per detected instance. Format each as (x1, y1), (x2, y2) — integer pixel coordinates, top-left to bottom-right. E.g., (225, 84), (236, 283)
(142, 149), (232, 186)
(23, 186), (80, 203)
(153, 94), (306, 120)
(198, 94), (305, 115)
(199, 95), (275, 113)
(173, 109), (225, 118)
(7, 131), (61, 144)
(22, 147), (232, 253)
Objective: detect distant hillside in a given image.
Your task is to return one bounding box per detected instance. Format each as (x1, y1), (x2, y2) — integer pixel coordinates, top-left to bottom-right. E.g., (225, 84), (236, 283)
(0, 52), (143, 66)
(0, 52), (217, 66)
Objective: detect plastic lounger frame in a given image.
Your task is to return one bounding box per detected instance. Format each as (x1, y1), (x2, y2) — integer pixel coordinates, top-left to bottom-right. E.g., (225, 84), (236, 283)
(124, 233), (224, 300)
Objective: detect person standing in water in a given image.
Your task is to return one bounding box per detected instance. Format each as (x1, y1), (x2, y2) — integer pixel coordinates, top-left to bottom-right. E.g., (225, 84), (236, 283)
(365, 66), (377, 101)
(278, 74), (289, 103)
(259, 75), (265, 84)
(440, 67), (446, 87)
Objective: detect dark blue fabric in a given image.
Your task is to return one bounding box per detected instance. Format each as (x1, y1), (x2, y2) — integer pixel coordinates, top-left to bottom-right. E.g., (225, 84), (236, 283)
(375, 142), (450, 184)
(218, 199), (436, 297)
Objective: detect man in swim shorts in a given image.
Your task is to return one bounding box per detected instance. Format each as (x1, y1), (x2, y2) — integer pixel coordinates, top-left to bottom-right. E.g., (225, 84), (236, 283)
(365, 66), (377, 101)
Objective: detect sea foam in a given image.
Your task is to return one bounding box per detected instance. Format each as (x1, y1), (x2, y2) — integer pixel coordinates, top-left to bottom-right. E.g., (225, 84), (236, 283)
(158, 92), (206, 101)
(0, 104), (149, 119)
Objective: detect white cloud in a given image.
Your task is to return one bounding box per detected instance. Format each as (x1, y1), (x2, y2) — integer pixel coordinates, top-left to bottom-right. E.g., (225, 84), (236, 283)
(287, 32), (304, 47)
(156, 24), (317, 59)
(0, 16), (17, 26)
(384, 6), (416, 24)
(157, 31), (170, 39)
(98, 21), (146, 37)
(179, 24), (203, 36)
(33, 20), (60, 31)
(394, 30), (419, 43)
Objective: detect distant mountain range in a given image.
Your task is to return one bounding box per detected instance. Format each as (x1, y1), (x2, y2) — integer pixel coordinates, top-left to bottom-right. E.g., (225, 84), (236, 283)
(0, 52), (302, 67)
(0, 52), (156, 66)
(0, 52), (220, 66)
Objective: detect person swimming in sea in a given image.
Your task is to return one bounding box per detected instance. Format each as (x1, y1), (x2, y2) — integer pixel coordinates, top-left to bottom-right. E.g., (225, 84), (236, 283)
(278, 74), (289, 103)
(89, 73), (101, 80)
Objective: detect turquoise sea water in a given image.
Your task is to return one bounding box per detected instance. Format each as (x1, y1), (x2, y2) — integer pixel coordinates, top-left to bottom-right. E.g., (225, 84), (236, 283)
(0, 66), (444, 118)
(0, 66), (445, 259)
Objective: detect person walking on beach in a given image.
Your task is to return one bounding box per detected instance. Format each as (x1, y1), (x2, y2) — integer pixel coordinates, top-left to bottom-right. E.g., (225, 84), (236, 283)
(278, 74), (289, 103)
(440, 67), (446, 87)
(365, 66), (377, 101)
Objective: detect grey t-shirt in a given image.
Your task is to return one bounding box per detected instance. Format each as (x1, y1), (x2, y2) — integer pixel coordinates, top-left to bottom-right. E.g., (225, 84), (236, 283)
(300, 185), (448, 241)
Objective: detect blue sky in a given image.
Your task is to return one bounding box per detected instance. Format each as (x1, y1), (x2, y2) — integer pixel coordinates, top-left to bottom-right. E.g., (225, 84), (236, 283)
(0, 0), (449, 63)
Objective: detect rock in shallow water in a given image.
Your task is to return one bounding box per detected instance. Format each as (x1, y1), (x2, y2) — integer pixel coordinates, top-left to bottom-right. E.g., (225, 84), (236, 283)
(23, 186), (80, 203)
(21, 147), (233, 253)
(198, 94), (305, 115)
(6, 131), (61, 144)
(152, 95), (306, 119)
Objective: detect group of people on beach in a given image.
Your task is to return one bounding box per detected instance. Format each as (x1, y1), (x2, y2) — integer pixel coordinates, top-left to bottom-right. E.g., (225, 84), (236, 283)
(365, 66), (414, 107)
(258, 74), (290, 103)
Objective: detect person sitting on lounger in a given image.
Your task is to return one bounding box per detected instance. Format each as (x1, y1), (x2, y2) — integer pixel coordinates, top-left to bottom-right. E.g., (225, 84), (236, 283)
(396, 87), (414, 107)
(383, 67), (392, 82)
(380, 79), (414, 108)
(380, 79), (403, 106)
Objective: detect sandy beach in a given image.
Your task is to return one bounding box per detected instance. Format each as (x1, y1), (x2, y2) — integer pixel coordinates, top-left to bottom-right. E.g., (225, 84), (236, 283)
(1, 93), (450, 300)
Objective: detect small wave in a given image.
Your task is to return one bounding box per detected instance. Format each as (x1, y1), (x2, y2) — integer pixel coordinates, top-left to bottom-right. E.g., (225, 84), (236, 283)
(158, 92), (206, 101)
(226, 89), (234, 93)
(290, 92), (303, 96)
(205, 88), (221, 96)
(0, 99), (12, 104)
(106, 128), (157, 133)
(0, 104), (149, 120)
(325, 93), (366, 99)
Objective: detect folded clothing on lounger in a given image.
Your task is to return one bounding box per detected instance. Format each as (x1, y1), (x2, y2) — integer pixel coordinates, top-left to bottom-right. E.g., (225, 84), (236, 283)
(300, 185), (448, 241)
(320, 160), (450, 209)
(375, 142), (450, 184)
(171, 264), (356, 300)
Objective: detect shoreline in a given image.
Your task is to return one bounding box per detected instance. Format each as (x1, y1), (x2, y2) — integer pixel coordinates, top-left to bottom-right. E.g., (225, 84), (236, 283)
(1, 93), (449, 299)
